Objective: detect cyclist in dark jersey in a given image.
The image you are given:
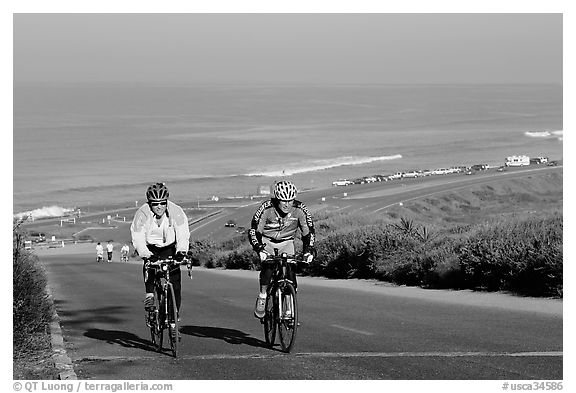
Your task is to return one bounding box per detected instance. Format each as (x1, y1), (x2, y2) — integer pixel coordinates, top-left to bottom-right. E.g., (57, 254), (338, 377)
(249, 180), (316, 318)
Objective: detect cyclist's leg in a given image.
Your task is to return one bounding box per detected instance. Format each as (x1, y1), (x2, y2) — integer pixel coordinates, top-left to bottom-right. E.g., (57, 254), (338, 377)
(259, 266), (274, 294)
(287, 263), (297, 290)
(254, 269), (271, 318)
(256, 244), (276, 318)
(142, 262), (156, 294)
(169, 267), (182, 313)
(142, 262), (156, 310)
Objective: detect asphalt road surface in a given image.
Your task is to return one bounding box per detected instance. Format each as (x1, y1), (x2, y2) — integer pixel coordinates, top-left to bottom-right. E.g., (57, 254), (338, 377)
(39, 166), (563, 380)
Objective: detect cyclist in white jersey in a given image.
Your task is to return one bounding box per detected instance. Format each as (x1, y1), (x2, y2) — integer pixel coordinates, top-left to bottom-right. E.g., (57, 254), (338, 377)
(130, 183), (190, 314)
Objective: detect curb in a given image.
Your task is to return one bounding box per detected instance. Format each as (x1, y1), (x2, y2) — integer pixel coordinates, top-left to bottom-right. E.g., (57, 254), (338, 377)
(46, 286), (78, 380)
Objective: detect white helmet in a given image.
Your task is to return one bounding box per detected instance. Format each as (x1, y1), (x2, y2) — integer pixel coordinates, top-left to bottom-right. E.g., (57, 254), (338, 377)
(273, 181), (297, 201)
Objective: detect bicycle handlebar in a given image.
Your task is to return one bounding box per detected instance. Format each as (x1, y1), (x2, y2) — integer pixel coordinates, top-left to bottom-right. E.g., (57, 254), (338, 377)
(262, 254), (308, 265)
(144, 256), (194, 280)
(144, 257), (192, 268)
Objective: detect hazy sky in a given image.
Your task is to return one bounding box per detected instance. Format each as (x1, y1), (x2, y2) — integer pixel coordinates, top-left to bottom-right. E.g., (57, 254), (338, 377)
(13, 13), (562, 84)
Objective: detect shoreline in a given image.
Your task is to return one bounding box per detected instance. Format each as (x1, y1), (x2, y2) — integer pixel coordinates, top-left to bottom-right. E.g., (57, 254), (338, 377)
(14, 156), (562, 220)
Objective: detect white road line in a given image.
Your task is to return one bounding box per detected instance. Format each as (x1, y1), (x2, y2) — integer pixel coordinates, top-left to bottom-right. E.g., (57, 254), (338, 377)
(331, 324), (374, 336)
(189, 215), (225, 233)
(78, 351), (562, 362)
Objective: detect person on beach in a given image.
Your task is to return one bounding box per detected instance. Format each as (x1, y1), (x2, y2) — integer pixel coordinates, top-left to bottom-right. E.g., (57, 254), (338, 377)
(130, 182), (190, 315)
(96, 242), (104, 262)
(106, 240), (114, 262)
(248, 180), (316, 318)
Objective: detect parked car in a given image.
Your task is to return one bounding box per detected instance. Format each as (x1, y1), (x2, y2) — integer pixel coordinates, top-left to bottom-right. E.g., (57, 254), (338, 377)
(225, 220), (236, 228)
(432, 168), (450, 175)
(403, 171), (420, 178)
(471, 164), (489, 171)
(530, 156), (549, 165)
(547, 161), (558, 166)
(332, 179), (354, 186)
(28, 231), (46, 243)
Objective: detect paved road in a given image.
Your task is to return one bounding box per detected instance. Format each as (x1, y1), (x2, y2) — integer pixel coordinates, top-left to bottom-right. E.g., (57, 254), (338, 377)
(39, 165), (563, 379)
(40, 253), (562, 380)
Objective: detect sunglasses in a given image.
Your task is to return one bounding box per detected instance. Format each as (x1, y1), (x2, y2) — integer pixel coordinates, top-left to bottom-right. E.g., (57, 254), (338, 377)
(149, 201), (167, 207)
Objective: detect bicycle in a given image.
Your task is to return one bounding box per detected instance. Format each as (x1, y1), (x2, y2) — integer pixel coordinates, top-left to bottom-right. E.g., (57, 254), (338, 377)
(96, 254), (104, 263)
(144, 256), (192, 358)
(261, 249), (306, 353)
(121, 251), (129, 262)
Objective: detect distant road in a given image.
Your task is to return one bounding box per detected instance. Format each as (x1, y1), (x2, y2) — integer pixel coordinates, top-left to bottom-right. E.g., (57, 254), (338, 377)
(39, 165), (563, 380)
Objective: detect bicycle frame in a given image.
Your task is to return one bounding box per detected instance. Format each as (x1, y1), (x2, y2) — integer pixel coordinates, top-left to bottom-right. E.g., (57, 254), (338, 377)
(145, 257), (192, 357)
(262, 249), (305, 353)
(268, 255), (297, 316)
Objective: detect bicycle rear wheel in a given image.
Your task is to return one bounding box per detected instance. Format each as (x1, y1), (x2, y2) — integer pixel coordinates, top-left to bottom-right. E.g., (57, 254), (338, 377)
(263, 288), (276, 347)
(167, 284), (179, 358)
(277, 283), (298, 353)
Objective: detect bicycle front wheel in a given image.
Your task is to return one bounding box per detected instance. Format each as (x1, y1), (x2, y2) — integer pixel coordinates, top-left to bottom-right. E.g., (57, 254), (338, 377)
(167, 284), (179, 358)
(152, 292), (164, 352)
(263, 288), (276, 347)
(277, 283), (298, 353)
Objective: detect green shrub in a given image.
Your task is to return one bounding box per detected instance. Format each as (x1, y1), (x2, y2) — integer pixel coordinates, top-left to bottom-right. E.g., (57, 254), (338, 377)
(457, 214), (562, 296)
(189, 239), (217, 267)
(213, 244), (257, 270)
(13, 223), (53, 357)
(193, 208), (562, 297)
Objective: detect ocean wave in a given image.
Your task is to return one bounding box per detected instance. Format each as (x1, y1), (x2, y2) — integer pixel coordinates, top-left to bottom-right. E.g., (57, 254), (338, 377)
(245, 154), (403, 177)
(525, 130), (563, 141)
(14, 205), (75, 220)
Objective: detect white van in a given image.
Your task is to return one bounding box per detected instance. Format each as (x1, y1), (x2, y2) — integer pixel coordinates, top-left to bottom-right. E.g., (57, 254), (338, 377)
(505, 155), (530, 167)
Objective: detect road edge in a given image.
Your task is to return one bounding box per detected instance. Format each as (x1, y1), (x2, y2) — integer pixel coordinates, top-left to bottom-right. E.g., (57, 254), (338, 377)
(46, 285), (78, 380)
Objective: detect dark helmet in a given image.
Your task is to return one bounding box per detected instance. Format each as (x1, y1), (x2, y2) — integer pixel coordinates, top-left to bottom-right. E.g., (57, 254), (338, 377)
(273, 180), (297, 201)
(146, 182), (169, 201)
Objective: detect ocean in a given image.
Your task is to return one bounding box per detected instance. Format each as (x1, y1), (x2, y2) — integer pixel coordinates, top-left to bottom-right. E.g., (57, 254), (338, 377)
(13, 83), (563, 217)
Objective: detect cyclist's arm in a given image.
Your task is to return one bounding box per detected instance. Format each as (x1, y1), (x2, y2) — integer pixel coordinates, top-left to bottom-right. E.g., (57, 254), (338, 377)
(130, 208), (153, 258)
(248, 201), (269, 252)
(297, 202), (316, 251)
(169, 202), (190, 254)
